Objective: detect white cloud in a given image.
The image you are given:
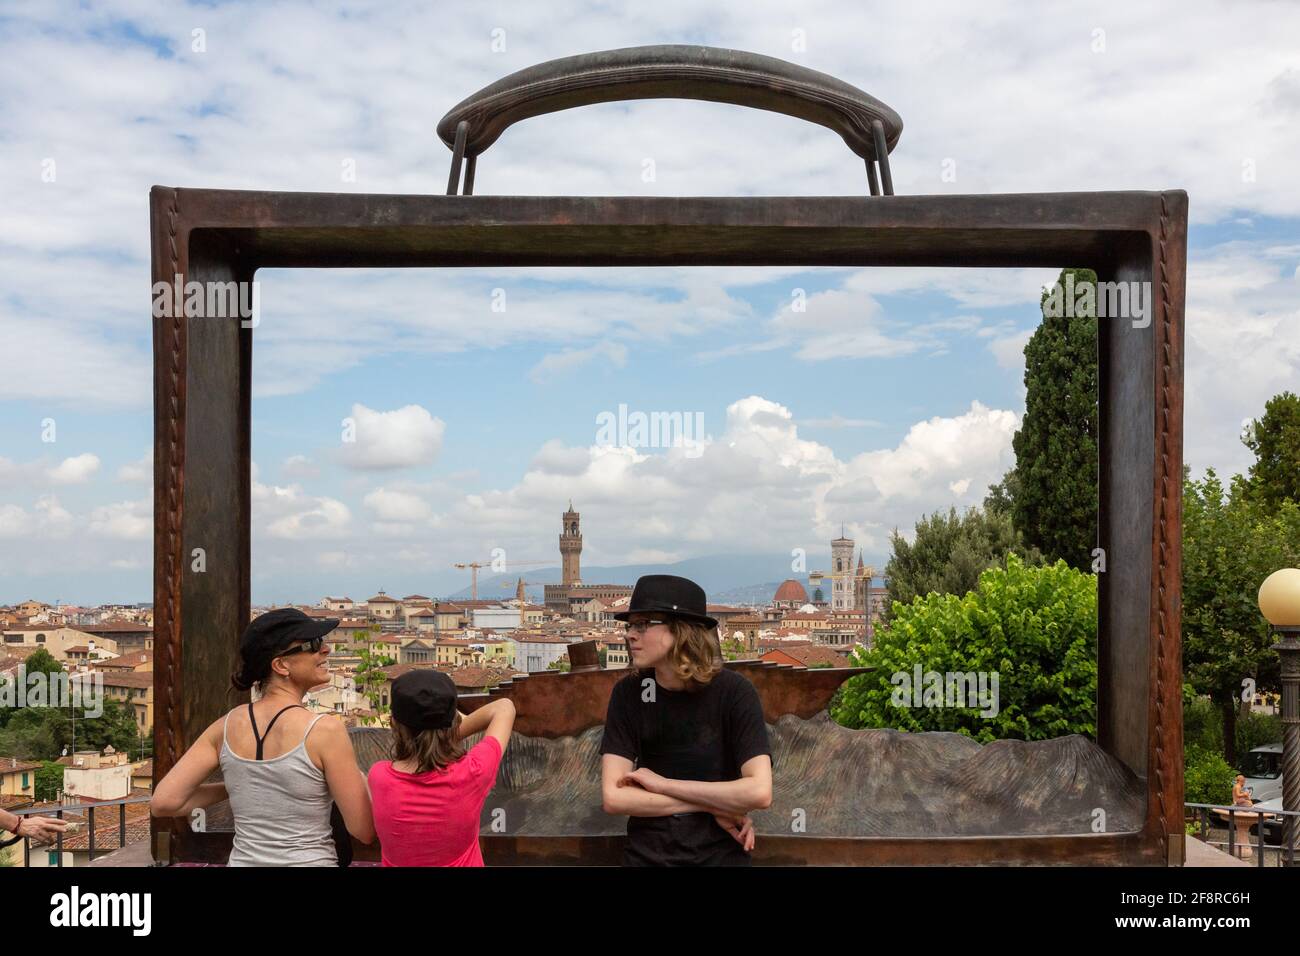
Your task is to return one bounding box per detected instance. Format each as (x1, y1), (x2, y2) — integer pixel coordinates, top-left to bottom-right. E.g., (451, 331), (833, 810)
(363, 488), (432, 522)
(48, 453), (100, 485)
(403, 394), (1019, 565)
(529, 342), (628, 384)
(1182, 241), (1300, 477)
(989, 329), (1034, 370)
(253, 480), (351, 540)
(338, 404), (445, 471)
(0, 495), (74, 539)
(281, 455), (320, 480)
(88, 498), (150, 540)
(117, 450), (152, 483)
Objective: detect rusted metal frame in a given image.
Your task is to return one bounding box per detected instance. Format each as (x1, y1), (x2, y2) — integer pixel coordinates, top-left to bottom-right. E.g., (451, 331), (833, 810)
(150, 191), (254, 865)
(150, 187), (1186, 865)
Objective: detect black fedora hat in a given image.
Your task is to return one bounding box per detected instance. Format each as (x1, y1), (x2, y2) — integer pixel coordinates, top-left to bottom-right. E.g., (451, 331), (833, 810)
(613, 574), (718, 629)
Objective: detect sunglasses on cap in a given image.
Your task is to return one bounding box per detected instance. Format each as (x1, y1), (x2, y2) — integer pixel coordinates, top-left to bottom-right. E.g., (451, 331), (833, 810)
(275, 635), (326, 658)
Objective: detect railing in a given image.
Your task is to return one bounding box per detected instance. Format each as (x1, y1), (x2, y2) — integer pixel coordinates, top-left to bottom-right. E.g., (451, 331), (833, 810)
(1185, 801), (1299, 867)
(2, 795), (153, 867)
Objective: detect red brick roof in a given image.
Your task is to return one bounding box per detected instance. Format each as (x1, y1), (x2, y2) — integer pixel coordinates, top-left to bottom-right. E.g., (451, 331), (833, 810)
(82, 620), (151, 632)
(73, 671), (152, 690)
(446, 666), (524, 690)
(0, 757), (44, 774)
(96, 651), (153, 669)
(761, 644), (850, 668)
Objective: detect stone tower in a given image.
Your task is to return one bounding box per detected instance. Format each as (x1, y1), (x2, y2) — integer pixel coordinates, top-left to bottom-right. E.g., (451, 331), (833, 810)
(560, 500), (582, 586)
(831, 526), (854, 611)
(854, 551), (874, 613)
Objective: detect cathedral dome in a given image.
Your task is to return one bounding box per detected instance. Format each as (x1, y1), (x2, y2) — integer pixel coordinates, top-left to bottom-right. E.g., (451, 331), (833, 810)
(773, 579), (809, 604)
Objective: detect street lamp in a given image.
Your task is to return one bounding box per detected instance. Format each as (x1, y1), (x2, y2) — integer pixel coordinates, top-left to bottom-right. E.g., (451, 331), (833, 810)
(1258, 567), (1300, 865)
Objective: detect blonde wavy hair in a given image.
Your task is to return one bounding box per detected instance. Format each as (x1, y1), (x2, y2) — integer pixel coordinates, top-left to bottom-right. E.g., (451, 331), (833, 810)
(661, 617), (724, 691)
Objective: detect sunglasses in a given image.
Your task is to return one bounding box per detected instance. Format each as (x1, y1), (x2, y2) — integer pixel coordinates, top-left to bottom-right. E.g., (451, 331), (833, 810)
(276, 635), (326, 658)
(623, 619), (667, 635)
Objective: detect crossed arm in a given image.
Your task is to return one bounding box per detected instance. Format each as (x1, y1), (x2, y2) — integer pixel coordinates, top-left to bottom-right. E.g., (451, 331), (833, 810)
(601, 754), (773, 817)
(600, 753), (771, 852)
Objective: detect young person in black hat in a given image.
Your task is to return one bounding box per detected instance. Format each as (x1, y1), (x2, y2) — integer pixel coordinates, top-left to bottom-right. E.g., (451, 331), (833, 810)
(367, 669), (515, 866)
(152, 607), (374, 865)
(600, 574), (773, 866)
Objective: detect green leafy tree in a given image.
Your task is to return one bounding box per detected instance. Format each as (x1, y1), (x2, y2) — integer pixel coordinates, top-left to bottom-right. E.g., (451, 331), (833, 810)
(1009, 267), (1099, 570)
(721, 637), (748, 661)
(352, 646), (396, 715)
(1242, 390), (1300, 509)
(983, 470), (1020, 519)
(0, 650), (63, 730)
(833, 555), (1097, 742)
(21, 648), (63, 677)
(53, 697), (141, 758)
(0, 706), (59, 760)
(34, 760), (64, 801)
(1183, 746), (1235, 806)
(1181, 467), (1300, 765)
(883, 504), (1039, 620)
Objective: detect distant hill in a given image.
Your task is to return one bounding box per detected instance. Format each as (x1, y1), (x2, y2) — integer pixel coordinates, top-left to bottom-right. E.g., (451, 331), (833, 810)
(446, 552), (863, 604)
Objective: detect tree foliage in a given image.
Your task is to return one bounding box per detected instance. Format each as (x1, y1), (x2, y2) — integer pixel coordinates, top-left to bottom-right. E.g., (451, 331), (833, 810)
(1008, 267), (1099, 570)
(35, 761), (64, 801)
(833, 555), (1097, 742)
(883, 504), (1040, 619)
(1242, 389), (1300, 509)
(1181, 467), (1300, 764)
(0, 697), (141, 762)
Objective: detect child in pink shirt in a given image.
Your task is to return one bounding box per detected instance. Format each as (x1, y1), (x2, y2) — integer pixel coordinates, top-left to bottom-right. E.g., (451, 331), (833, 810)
(368, 670), (515, 867)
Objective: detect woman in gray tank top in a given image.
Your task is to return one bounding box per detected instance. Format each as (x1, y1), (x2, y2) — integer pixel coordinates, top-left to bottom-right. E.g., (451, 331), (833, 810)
(153, 609), (375, 865)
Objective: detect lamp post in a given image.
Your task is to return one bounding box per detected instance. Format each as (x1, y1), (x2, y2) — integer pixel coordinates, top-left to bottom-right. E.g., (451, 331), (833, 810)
(1258, 568), (1300, 866)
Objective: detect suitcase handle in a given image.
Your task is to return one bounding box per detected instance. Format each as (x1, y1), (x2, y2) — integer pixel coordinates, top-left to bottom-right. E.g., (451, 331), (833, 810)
(437, 44), (902, 196)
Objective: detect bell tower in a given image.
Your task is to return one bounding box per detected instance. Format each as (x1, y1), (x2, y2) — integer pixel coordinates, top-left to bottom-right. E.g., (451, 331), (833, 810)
(560, 500), (582, 586)
(831, 525), (854, 611)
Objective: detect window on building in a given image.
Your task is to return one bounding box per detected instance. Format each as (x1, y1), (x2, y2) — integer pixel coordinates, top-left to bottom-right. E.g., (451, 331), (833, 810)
(22, 773), (29, 788)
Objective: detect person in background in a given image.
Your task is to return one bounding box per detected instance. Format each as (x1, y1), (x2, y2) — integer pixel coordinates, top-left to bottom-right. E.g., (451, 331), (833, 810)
(368, 669), (515, 866)
(152, 608), (374, 865)
(600, 574), (772, 866)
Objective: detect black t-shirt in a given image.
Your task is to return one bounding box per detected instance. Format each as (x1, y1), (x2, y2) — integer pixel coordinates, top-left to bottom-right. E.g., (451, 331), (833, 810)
(599, 667), (772, 866)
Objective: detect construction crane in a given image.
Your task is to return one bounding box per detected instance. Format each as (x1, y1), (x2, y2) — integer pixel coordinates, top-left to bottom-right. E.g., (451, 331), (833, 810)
(500, 578), (547, 603)
(453, 558), (548, 601)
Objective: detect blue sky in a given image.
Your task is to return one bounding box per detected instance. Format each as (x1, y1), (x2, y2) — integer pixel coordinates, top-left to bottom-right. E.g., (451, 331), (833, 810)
(1, 0), (1297, 604)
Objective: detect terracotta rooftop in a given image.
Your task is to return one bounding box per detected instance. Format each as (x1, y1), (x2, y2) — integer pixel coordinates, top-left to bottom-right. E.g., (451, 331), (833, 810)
(762, 644), (851, 668)
(1, 757), (44, 774)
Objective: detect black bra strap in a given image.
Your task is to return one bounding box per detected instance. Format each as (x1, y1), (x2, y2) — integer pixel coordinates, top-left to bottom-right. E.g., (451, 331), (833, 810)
(248, 702), (306, 760)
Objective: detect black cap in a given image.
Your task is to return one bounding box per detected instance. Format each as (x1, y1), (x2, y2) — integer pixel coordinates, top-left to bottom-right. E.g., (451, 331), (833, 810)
(613, 574), (718, 629)
(392, 669), (458, 731)
(240, 607), (340, 661)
